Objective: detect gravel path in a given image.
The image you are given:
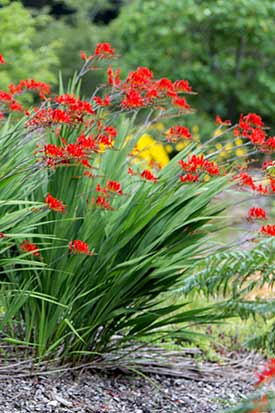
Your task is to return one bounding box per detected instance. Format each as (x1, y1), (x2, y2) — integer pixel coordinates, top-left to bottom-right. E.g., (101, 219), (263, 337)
(0, 364), (254, 413)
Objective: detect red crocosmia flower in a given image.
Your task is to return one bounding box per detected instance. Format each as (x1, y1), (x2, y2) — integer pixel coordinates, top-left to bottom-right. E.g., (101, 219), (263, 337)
(140, 169), (158, 182)
(128, 167), (135, 175)
(261, 225), (275, 236)
(256, 358), (275, 385)
(121, 90), (145, 109)
(107, 66), (121, 87)
(96, 196), (112, 210)
(81, 159), (91, 168)
(94, 42), (115, 56)
(9, 79), (51, 97)
(76, 133), (97, 150)
(96, 184), (107, 194)
(125, 67), (153, 88)
(44, 144), (65, 158)
(104, 126), (117, 139)
(69, 240), (93, 255)
(106, 180), (123, 195)
(256, 184), (268, 194)
(269, 178), (275, 192)
(238, 172), (256, 190)
(166, 126), (192, 142)
(0, 90), (12, 101)
(179, 154), (219, 176)
(155, 78), (174, 91)
(9, 101), (23, 112)
(0, 232), (5, 238)
(51, 109), (71, 123)
(66, 143), (85, 158)
(180, 174), (199, 183)
(80, 51), (87, 61)
(215, 115), (232, 126)
(173, 80), (192, 93)
(98, 135), (113, 147)
(45, 193), (65, 213)
(93, 95), (110, 107)
(0, 54), (5, 64)
(264, 136), (275, 150)
(248, 207), (266, 220)
(20, 240), (40, 257)
(172, 96), (190, 110)
(243, 113), (264, 128)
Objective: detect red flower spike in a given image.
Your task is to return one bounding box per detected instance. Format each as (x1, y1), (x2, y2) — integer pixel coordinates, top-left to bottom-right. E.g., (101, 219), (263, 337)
(69, 240), (93, 255)
(66, 143), (85, 159)
(180, 174), (199, 183)
(107, 67), (121, 87)
(238, 172), (256, 190)
(9, 101), (23, 112)
(166, 125), (192, 142)
(261, 225), (275, 236)
(20, 240), (40, 257)
(94, 42), (115, 57)
(179, 155), (219, 176)
(96, 196), (112, 210)
(256, 359), (275, 385)
(104, 126), (117, 139)
(45, 193), (65, 213)
(121, 90), (145, 109)
(172, 96), (190, 110)
(173, 80), (192, 93)
(44, 144), (65, 158)
(243, 113), (264, 128)
(80, 51), (87, 61)
(106, 180), (123, 195)
(215, 115), (232, 126)
(93, 95), (110, 107)
(0, 54), (5, 64)
(9, 79), (51, 96)
(0, 90), (12, 102)
(140, 169), (158, 182)
(248, 207), (266, 220)
(76, 133), (97, 151)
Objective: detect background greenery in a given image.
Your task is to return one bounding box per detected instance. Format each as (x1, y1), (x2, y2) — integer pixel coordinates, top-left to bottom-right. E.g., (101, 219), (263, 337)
(2, 0), (274, 128)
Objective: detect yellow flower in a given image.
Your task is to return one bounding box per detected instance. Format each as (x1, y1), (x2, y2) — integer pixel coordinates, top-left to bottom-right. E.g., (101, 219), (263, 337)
(136, 133), (169, 167)
(192, 125), (199, 133)
(215, 143), (223, 150)
(235, 148), (246, 157)
(165, 144), (174, 154)
(214, 129), (222, 137)
(235, 138), (243, 146)
(225, 142), (233, 151)
(176, 141), (189, 151)
(204, 174), (210, 182)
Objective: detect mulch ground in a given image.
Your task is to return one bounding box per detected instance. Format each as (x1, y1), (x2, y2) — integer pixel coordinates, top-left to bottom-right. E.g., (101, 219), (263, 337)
(0, 350), (262, 413)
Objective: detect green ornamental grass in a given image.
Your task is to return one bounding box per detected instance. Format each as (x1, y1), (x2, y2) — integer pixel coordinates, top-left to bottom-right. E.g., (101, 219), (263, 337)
(0, 43), (272, 361)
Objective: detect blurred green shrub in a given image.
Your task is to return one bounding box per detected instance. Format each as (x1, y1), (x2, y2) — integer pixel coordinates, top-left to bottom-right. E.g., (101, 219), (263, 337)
(110, 0), (275, 123)
(0, 0), (59, 88)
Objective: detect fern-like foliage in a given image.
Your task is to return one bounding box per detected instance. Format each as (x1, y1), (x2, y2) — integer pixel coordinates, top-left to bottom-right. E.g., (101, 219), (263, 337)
(181, 238), (275, 298)
(180, 238), (275, 350)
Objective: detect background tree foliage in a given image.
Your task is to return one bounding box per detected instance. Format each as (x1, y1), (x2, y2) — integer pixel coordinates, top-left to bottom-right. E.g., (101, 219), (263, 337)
(110, 0), (275, 124)
(0, 0), (59, 89)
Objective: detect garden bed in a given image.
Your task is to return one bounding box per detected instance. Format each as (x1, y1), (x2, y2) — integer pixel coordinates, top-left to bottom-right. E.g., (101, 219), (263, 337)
(0, 350), (261, 413)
